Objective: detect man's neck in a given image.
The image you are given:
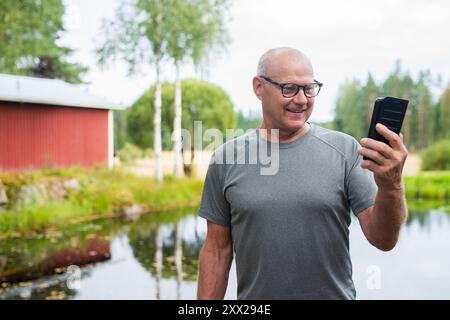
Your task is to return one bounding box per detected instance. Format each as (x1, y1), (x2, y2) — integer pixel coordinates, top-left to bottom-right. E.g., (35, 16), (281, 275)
(259, 122), (311, 144)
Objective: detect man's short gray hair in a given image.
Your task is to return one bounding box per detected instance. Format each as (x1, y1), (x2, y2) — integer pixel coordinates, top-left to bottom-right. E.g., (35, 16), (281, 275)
(257, 47), (312, 76)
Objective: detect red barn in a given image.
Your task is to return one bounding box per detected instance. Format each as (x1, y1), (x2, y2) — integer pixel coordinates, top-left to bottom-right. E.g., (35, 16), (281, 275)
(0, 74), (124, 172)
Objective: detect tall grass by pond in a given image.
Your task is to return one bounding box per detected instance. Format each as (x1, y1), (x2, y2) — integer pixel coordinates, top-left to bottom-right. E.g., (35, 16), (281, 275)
(404, 172), (450, 200)
(0, 167), (203, 235)
(0, 167), (448, 236)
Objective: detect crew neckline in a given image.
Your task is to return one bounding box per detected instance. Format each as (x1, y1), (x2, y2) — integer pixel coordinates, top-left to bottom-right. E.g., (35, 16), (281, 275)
(256, 122), (315, 149)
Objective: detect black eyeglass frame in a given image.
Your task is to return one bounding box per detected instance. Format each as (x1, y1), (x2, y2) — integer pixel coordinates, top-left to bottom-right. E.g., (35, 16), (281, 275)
(259, 76), (323, 98)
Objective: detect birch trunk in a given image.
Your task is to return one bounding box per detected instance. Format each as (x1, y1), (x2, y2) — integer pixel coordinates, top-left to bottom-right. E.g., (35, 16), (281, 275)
(173, 63), (183, 177)
(154, 61), (163, 183)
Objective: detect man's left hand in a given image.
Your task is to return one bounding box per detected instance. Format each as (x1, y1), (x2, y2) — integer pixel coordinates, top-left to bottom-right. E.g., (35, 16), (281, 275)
(358, 123), (408, 191)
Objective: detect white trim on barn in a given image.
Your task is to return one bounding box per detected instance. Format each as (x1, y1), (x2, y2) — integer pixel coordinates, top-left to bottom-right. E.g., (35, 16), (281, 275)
(108, 110), (114, 169)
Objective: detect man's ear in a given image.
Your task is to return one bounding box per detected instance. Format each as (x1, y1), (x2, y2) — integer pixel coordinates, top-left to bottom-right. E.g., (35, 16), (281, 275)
(252, 76), (263, 100)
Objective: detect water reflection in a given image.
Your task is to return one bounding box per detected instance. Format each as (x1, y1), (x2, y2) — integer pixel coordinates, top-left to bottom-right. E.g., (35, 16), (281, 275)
(350, 203), (450, 299)
(0, 221), (116, 284)
(0, 202), (449, 300)
(0, 208), (205, 299)
(406, 200), (450, 228)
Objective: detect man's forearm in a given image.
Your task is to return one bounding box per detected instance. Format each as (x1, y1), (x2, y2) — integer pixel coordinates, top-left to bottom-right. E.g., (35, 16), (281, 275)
(197, 245), (233, 299)
(369, 185), (408, 251)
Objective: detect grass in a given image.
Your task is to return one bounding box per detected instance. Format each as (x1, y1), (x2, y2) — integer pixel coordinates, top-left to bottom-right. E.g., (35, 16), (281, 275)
(0, 167), (203, 235)
(404, 171), (450, 200)
(1, 166), (448, 236)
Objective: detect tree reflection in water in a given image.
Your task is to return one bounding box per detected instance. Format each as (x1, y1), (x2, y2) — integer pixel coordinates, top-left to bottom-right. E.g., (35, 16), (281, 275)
(127, 208), (204, 300)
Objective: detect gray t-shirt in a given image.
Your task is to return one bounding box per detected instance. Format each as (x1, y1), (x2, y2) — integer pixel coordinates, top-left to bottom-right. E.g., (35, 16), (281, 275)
(198, 123), (377, 300)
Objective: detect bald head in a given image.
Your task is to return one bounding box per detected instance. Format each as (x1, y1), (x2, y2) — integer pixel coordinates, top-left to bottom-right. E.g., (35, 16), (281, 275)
(257, 47), (313, 77)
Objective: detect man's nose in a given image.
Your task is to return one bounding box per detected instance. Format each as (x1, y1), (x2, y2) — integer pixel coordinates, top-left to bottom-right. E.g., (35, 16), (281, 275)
(292, 89), (308, 104)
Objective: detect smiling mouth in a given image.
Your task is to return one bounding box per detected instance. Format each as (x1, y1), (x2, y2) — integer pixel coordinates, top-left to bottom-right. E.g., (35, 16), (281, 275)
(285, 107), (307, 113)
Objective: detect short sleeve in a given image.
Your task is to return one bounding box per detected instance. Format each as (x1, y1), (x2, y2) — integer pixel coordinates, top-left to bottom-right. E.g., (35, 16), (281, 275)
(345, 140), (378, 215)
(198, 155), (231, 227)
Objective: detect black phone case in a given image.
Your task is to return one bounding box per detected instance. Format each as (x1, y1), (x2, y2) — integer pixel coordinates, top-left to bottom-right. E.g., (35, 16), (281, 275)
(363, 96), (409, 160)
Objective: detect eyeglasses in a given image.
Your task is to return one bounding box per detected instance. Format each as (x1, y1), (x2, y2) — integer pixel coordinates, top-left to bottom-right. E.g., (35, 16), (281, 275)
(259, 76), (323, 98)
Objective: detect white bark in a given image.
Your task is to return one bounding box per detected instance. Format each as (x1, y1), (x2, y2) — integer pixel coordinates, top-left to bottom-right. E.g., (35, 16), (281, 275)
(155, 226), (163, 300)
(154, 62), (163, 183)
(173, 63), (183, 177)
(175, 222), (183, 299)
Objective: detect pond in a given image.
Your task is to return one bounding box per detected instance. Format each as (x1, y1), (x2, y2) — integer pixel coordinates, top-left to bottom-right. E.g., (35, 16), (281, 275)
(0, 202), (449, 300)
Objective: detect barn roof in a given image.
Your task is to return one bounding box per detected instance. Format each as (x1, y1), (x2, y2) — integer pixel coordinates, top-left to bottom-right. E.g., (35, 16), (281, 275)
(0, 73), (125, 110)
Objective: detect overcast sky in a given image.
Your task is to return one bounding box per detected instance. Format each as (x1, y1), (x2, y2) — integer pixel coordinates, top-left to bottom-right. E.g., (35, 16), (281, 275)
(62, 0), (450, 122)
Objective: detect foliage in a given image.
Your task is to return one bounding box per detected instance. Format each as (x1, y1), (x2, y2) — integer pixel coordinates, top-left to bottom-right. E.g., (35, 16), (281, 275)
(333, 62), (447, 151)
(333, 80), (367, 139)
(436, 88), (450, 140)
(114, 110), (128, 152)
(98, 0), (168, 74)
(98, 0), (231, 73)
(421, 140), (450, 171)
(143, 148), (155, 158)
(165, 0), (231, 69)
(333, 73), (380, 139)
(116, 143), (144, 164)
(0, 0), (87, 83)
(312, 121), (335, 130)
(237, 110), (262, 131)
(126, 78), (236, 149)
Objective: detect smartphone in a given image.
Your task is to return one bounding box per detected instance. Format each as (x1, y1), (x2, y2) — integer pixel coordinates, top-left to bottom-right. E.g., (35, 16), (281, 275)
(363, 96), (409, 161)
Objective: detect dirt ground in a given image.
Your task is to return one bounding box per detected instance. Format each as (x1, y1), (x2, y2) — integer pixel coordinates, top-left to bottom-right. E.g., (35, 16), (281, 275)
(402, 153), (421, 176)
(121, 151), (421, 179)
(121, 151), (213, 179)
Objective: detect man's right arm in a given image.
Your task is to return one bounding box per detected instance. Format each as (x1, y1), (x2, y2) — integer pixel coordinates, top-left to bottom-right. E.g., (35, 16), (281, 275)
(197, 221), (233, 300)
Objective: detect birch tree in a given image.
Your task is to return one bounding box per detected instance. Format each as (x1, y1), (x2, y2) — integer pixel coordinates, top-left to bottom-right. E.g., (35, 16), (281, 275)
(166, 0), (231, 176)
(97, 0), (172, 183)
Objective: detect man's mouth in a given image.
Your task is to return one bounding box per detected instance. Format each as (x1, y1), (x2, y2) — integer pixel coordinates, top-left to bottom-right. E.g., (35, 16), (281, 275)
(285, 107), (307, 114)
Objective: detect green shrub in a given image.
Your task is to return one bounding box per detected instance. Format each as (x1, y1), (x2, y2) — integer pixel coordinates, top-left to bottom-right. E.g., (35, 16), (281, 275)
(116, 143), (143, 164)
(143, 148), (155, 158)
(421, 140), (450, 171)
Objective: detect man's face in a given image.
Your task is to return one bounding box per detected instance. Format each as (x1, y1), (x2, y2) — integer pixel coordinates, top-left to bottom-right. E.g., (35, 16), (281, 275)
(253, 54), (316, 134)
